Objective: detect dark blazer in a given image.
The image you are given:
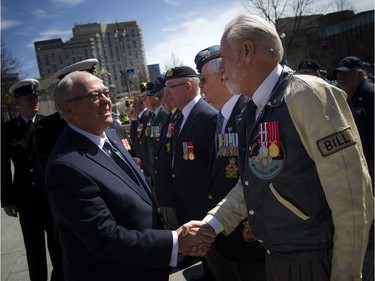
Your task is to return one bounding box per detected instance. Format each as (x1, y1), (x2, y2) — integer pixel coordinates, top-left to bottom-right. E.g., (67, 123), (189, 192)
(130, 109), (154, 177)
(34, 111), (67, 174)
(45, 126), (172, 281)
(207, 95), (265, 263)
(172, 97), (218, 224)
(148, 107), (169, 183)
(154, 109), (180, 207)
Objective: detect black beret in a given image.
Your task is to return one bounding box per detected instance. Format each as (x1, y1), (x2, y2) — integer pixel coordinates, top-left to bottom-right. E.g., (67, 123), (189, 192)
(334, 56), (364, 73)
(298, 60), (320, 71)
(194, 45), (220, 73)
(165, 66), (198, 80)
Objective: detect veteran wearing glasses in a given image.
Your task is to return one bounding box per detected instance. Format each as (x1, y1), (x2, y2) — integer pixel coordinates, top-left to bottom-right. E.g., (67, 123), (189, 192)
(164, 66), (218, 280)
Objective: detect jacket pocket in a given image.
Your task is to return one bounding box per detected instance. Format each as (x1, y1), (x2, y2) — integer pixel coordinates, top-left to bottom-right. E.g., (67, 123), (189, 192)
(269, 183), (310, 221)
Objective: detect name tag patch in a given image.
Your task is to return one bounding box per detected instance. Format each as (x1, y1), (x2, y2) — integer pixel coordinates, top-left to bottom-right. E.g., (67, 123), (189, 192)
(317, 127), (356, 157)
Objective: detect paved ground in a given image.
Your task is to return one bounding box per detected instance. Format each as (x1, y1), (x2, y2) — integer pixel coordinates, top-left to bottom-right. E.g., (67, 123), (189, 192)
(1, 209), (202, 281)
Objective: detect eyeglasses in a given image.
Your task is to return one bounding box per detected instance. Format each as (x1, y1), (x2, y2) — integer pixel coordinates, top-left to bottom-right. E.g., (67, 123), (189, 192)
(165, 82), (187, 91)
(64, 89), (110, 103)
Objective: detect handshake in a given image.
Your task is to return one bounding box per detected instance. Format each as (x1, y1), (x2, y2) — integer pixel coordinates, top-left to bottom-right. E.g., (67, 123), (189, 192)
(176, 220), (216, 257)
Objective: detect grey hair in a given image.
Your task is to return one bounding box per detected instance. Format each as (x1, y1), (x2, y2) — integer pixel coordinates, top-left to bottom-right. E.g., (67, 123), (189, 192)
(186, 76), (201, 92)
(54, 71), (83, 117)
(224, 14), (284, 62)
(205, 57), (222, 74)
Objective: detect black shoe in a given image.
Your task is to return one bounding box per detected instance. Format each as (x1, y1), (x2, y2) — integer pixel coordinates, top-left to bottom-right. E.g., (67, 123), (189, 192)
(189, 274), (211, 281)
(177, 256), (201, 268)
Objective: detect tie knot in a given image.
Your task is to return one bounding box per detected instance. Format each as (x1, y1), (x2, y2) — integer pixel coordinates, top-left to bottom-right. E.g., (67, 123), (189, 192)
(247, 99), (257, 110)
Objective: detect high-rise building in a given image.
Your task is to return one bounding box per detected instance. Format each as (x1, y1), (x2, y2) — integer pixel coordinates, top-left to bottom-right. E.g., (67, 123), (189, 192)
(34, 21), (149, 97)
(147, 64), (161, 83)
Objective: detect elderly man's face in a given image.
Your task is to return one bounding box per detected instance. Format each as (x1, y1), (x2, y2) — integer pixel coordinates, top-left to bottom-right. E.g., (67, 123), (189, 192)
(336, 69), (364, 97)
(219, 34), (244, 96)
(63, 73), (113, 136)
(199, 63), (222, 107)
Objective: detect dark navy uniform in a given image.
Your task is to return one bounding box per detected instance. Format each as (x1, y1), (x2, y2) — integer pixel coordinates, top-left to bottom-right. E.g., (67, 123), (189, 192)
(207, 95), (266, 281)
(130, 108), (154, 184)
(1, 79), (64, 281)
(34, 111), (67, 173)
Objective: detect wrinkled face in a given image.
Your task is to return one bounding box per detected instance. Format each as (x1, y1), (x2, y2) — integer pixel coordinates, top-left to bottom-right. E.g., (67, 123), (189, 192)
(16, 94), (39, 118)
(164, 79), (189, 110)
(159, 89), (174, 112)
(62, 74), (112, 136)
(336, 69), (363, 97)
(199, 63), (221, 106)
(219, 33), (245, 95)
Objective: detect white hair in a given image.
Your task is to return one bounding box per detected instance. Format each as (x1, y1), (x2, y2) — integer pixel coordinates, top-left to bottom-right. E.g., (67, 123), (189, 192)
(224, 14), (284, 62)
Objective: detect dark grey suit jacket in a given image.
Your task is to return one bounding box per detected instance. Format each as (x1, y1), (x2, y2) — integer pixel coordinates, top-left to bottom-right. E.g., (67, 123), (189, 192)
(45, 126), (172, 281)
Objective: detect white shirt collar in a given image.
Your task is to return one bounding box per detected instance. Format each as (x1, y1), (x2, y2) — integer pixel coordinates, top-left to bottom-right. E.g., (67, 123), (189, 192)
(220, 95), (241, 121)
(20, 115), (36, 124)
(252, 64), (283, 109)
(180, 94), (201, 130)
(138, 108), (147, 119)
(68, 123), (106, 149)
(181, 94), (201, 120)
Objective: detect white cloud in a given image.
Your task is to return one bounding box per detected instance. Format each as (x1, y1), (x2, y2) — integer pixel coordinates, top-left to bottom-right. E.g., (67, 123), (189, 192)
(1, 19), (23, 30)
(146, 2), (244, 72)
(52, 0), (85, 6)
(164, 0), (183, 6)
(32, 9), (47, 17)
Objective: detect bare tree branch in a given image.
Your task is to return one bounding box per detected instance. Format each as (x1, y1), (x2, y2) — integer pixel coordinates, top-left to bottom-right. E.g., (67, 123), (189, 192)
(1, 41), (22, 76)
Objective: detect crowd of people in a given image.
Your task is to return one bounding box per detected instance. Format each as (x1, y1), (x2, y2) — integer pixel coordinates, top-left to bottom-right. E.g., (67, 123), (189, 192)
(2, 13), (373, 281)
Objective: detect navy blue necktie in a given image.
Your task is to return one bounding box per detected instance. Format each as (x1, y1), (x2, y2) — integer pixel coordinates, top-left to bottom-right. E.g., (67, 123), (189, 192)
(103, 140), (139, 183)
(171, 111), (183, 150)
(215, 111), (224, 156)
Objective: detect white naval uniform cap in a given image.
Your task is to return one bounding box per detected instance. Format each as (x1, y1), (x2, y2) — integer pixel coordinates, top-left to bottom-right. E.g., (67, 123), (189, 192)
(54, 58), (98, 80)
(9, 78), (40, 97)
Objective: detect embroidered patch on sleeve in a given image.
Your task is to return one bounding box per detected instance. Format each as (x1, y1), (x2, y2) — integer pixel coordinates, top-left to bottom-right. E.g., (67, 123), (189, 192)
(317, 127), (357, 157)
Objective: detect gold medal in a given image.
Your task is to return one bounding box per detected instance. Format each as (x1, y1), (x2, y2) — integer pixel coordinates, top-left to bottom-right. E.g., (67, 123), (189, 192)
(241, 221), (256, 242)
(269, 141), (279, 157)
(188, 152), (194, 160)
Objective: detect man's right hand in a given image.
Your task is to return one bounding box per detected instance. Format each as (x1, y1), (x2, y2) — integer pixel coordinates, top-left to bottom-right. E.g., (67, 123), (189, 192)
(4, 205), (18, 217)
(176, 220), (216, 256)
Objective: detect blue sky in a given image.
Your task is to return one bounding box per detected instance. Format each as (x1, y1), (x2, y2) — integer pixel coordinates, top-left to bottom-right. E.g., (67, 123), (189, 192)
(1, 0), (374, 79)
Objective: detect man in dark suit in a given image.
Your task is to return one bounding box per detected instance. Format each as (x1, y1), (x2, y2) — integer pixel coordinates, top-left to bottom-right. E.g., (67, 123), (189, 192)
(35, 58), (99, 174)
(195, 45), (266, 281)
(45, 70), (214, 281)
(129, 94), (154, 185)
(165, 66), (218, 280)
(145, 74), (169, 188)
(1, 79), (64, 281)
(154, 84), (180, 230)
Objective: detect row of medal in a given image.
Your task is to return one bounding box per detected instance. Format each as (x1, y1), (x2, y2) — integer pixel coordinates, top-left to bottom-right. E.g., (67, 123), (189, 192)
(137, 123), (162, 138)
(182, 142), (195, 160)
(218, 133), (239, 157)
(256, 121), (280, 159)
